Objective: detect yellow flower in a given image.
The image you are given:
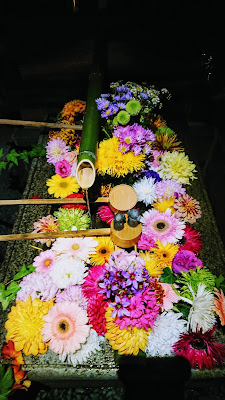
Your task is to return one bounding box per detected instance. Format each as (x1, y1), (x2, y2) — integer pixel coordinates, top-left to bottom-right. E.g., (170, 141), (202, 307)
(5, 296), (54, 356)
(158, 151), (197, 185)
(151, 240), (179, 268)
(46, 174), (80, 198)
(96, 137), (145, 177)
(152, 196), (176, 214)
(139, 251), (165, 277)
(105, 307), (150, 355)
(90, 237), (114, 265)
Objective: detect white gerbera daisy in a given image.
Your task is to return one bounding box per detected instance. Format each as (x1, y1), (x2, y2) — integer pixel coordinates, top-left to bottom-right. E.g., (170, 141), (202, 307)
(187, 283), (216, 333)
(59, 329), (105, 366)
(133, 176), (156, 206)
(145, 311), (187, 357)
(52, 237), (97, 263)
(49, 255), (88, 289)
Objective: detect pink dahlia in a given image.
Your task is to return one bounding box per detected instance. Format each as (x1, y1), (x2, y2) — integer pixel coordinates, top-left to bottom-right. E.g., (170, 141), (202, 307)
(174, 193), (202, 224)
(56, 285), (87, 310)
(32, 214), (59, 247)
(55, 159), (71, 178)
(178, 225), (203, 254)
(159, 282), (180, 311)
(96, 206), (114, 225)
(87, 294), (108, 336)
(81, 265), (106, 299)
(46, 138), (69, 165)
(42, 301), (90, 354)
(155, 179), (186, 200)
(137, 233), (156, 250)
(173, 327), (225, 370)
(140, 208), (185, 245)
(172, 249), (203, 274)
(16, 271), (59, 301)
(33, 249), (56, 273)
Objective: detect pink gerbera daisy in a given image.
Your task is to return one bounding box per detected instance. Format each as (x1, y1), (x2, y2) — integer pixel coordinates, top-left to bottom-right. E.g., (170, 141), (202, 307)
(96, 206), (114, 225)
(51, 237), (97, 263)
(155, 179), (186, 200)
(140, 208), (185, 245)
(173, 327), (225, 370)
(178, 225), (203, 254)
(33, 249), (56, 273)
(46, 138), (69, 165)
(81, 265), (106, 300)
(87, 294), (108, 336)
(42, 301), (90, 355)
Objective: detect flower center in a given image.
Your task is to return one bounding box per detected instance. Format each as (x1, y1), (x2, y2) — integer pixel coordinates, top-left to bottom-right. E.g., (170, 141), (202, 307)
(44, 259), (51, 266)
(57, 319), (69, 333)
(191, 339), (206, 351)
(153, 220), (169, 233)
(60, 181), (68, 188)
(100, 248), (107, 254)
(125, 137), (131, 144)
(157, 222), (165, 229)
(162, 253), (167, 258)
(72, 243), (80, 250)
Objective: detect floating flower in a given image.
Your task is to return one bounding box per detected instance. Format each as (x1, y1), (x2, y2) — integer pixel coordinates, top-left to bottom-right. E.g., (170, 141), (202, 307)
(178, 267), (215, 300)
(33, 249), (56, 273)
(61, 99), (86, 122)
(87, 294), (108, 335)
(49, 255), (88, 289)
(46, 137), (69, 165)
(16, 271), (59, 302)
(82, 265), (106, 299)
(152, 196), (176, 214)
(116, 110), (130, 125)
(89, 237), (115, 265)
(139, 251), (164, 277)
(12, 365), (31, 390)
(213, 288), (225, 326)
(61, 193), (88, 212)
(54, 207), (90, 231)
(151, 240), (179, 269)
(133, 176), (156, 206)
(174, 193), (201, 224)
(146, 312), (187, 357)
(155, 178), (186, 199)
(126, 99), (141, 115)
(55, 159), (71, 178)
(1, 340), (24, 366)
(173, 327), (225, 370)
(172, 250), (203, 274)
(158, 151), (197, 185)
(151, 133), (183, 152)
(56, 285), (87, 310)
(46, 174), (80, 198)
(32, 214), (59, 247)
(51, 237), (97, 263)
(159, 283), (180, 310)
(106, 249), (146, 272)
(96, 205), (114, 225)
(137, 233), (156, 251)
(178, 225), (203, 254)
(141, 208), (185, 245)
(5, 296), (54, 356)
(42, 301), (90, 355)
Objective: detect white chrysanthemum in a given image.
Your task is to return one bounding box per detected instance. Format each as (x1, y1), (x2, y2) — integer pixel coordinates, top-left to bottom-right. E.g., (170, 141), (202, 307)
(59, 329), (105, 366)
(145, 311), (187, 357)
(52, 237), (97, 263)
(49, 255), (88, 289)
(187, 283), (216, 333)
(133, 176), (156, 206)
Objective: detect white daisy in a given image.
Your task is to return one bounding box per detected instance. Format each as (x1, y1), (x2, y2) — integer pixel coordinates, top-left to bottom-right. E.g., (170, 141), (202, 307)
(145, 311), (187, 357)
(49, 255), (88, 289)
(133, 176), (156, 206)
(52, 237), (97, 263)
(187, 283), (216, 333)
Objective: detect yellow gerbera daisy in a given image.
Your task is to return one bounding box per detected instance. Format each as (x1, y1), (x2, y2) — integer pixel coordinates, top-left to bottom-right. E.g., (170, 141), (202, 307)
(105, 307), (150, 355)
(5, 296), (54, 356)
(96, 137), (145, 177)
(152, 196), (176, 214)
(89, 236), (115, 265)
(46, 174), (80, 198)
(151, 240), (179, 268)
(139, 251), (165, 277)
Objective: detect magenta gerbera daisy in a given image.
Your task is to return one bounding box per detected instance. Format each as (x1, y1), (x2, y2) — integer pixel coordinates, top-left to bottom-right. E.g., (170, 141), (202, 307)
(42, 301), (90, 355)
(155, 179), (186, 200)
(81, 265), (106, 300)
(173, 327), (225, 370)
(46, 138), (69, 165)
(140, 208), (185, 245)
(33, 249), (56, 273)
(178, 225), (203, 254)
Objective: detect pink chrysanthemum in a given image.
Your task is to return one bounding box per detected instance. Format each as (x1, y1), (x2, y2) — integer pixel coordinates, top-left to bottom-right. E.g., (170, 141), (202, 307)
(140, 208), (185, 245)
(55, 159), (71, 178)
(173, 327), (225, 370)
(46, 138), (69, 165)
(96, 206), (114, 225)
(42, 301), (90, 355)
(56, 285), (87, 310)
(137, 233), (156, 250)
(32, 215), (59, 247)
(33, 249), (56, 273)
(155, 179), (186, 200)
(81, 265), (106, 300)
(16, 271), (59, 301)
(87, 294), (108, 336)
(178, 225), (203, 254)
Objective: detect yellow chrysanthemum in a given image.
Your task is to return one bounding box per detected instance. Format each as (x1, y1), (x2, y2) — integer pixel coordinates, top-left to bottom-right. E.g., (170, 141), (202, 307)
(139, 251), (165, 277)
(46, 174), (80, 198)
(5, 296), (54, 356)
(90, 237), (115, 265)
(158, 151), (197, 185)
(100, 183), (112, 197)
(151, 240), (179, 268)
(96, 137), (145, 177)
(105, 307), (150, 355)
(152, 196), (176, 214)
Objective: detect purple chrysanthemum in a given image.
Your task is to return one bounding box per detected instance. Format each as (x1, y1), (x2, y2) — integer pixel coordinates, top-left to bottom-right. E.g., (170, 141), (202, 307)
(16, 271), (60, 301)
(155, 179), (186, 200)
(56, 285), (87, 309)
(172, 249), (203, 274)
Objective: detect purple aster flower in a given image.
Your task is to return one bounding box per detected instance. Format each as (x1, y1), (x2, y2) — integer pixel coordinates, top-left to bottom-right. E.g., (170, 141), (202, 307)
(144, 169), (162, 182)
(96, 98), (110, 111)
(122, 265), (143, 290)
(109, 296), (130, 318)
(132, 144), (142, 155)
(117, 85), (129, 93)
(172, 250), (203, 274)
(118, 141), (131, 153)
(143, 144), (152, 155)
(140, 92), (149, 99)
(145, 128), (155, 142)
(116, 102), (126, 110)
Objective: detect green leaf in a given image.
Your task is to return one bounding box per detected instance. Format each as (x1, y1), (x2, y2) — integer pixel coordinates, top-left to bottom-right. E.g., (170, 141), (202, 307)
(8, 163), (14, 170)
(0, 161), (7, 171)
(19, 150), (30, 163)
(159, 267), (176, 284)
(0, 366), (14, 394)
(175, 301), (191, 319)
(27, 264), (36, 272)
(0, 365), (5, 383)
(0, 148), (3, 158)
(0, 292), (11, 311)
(13, 264), (28, 280)
(4, 281), (20, 296)
(215, 274), (225, 289)
(6, 149), (19, 165)
(0, 283), (5, 291)
(29, 144), (46, 158)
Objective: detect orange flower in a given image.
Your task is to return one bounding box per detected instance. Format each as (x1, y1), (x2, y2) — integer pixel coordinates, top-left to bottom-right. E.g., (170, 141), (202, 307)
(1, 340), (24, 365)
(12, 366), (31, 390)
(61, 99), (86, 123)
(213, 288), (225, 325)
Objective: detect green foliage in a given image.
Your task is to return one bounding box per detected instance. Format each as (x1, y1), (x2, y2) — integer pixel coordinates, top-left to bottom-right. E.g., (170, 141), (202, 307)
(215, 274), (225, 292)
(158, 267), (177, 284)
(0, 144), (46, 173)
(0, 365), (14, 399)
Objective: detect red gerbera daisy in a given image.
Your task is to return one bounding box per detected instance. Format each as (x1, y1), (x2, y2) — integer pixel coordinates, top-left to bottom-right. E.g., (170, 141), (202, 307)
(173, 327), (225, 370)
(61, 193), (88, 212)
(81, 265), (105, 299)
(87, 294), (108, 336)
(178, 225), (203, 254)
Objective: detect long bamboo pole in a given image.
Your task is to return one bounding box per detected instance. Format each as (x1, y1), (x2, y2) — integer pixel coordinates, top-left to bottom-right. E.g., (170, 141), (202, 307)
(0, 228), (111, 241)
(0, 118), (82, 131)
(0, 197), (109, 206)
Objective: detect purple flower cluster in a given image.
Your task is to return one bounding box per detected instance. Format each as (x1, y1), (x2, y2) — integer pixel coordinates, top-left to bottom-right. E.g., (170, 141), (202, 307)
(95, 86), (133, 119)
(143, 169), (162, 182)
(113, 123), (155, 155)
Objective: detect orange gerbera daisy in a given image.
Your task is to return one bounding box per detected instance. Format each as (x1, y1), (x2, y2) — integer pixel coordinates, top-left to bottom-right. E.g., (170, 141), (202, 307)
(213, 288), (225, 325)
